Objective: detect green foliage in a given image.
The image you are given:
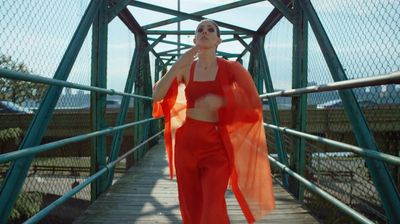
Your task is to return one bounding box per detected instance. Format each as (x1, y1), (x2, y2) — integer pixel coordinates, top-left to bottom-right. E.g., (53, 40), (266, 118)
(9, 192), (43, 220)
(0, 54), (46, 105)
(0, 128), (23, 144)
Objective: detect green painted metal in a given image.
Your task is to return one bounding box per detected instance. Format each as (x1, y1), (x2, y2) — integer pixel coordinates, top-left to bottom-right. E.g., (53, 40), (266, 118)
(106, 36), (145, 187)
(259, 71), (400, 98)
(154, 58), (161, 82)
(0, 0), (102, 222)
(299, 0), (400, 223)
(145, 30), (246, 35)
(91, 0), (108, 199)
(106, 7), (149, 186)
(263, 123), (400, 166)
(144, 34), (166, 55)
(257, 37), (289, 188)
(0, 68), (152, 100)
(160, 56), (176, 71)
(267, 0), (294, 23)
(268, 156), (375, 224)
(23, 130), (163, 224)
(157, 46), (191, 55)
(131, 1), (256, 35)
(133, 50), (153, 162)
(290, 0), (308, 202)
(147, 37), (237, 58)
(257, 0), (292, 36)
(143, 0), (264, 30)
(0, 118), (158, 165)
(107, 0), (132, 22)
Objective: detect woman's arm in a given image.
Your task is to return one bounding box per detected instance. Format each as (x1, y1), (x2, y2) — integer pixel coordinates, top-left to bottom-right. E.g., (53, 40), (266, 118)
(152, 47), (198, 101)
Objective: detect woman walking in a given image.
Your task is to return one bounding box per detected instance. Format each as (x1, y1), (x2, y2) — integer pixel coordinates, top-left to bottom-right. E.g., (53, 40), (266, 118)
(153, 19), (275, 224)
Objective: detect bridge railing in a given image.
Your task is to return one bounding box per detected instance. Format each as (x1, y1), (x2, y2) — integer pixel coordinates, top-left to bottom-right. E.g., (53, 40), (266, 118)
(0, 0), (160, 223)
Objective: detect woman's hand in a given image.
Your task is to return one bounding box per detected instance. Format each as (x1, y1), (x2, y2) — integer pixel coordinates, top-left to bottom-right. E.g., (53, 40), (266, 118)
(195, 94), (225, 110)
(175, 46), (199, 70)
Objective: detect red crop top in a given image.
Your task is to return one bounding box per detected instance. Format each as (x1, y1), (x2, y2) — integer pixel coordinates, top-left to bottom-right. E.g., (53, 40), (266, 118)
(185, 60), (224, 108)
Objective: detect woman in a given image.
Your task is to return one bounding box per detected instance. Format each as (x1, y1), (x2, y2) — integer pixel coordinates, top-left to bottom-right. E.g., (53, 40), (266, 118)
(152, 19), (274, 224)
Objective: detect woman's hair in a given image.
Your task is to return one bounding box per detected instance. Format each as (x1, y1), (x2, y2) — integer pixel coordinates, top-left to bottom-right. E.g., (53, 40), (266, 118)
(197, 19), (220, 38)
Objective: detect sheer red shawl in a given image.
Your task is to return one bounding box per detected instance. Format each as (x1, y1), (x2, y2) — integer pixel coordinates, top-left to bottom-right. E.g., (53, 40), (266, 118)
(152, 58), (275, 223)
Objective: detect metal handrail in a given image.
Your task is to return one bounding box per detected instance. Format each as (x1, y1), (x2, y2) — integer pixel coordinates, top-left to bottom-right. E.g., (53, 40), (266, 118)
(263, 123), (400, 166)
(260, 71), (400, 98)
(24, 130), (164, 224)
(268, 156), (375, 224)
(0, 68), (153, 101)
(0, 118), (160, 164)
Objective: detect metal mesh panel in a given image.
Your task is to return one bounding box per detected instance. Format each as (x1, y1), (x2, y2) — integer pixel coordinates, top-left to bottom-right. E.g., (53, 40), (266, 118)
(0, 0), (96, 222)
(303, 0), (400, 223)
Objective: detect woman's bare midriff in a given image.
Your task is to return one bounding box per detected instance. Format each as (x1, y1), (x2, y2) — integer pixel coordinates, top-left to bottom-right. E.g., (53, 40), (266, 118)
(186, 108), (219, 123)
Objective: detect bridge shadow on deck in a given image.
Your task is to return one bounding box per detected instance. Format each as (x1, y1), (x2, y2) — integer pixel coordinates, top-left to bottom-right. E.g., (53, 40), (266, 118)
(74, 141), (320, 224)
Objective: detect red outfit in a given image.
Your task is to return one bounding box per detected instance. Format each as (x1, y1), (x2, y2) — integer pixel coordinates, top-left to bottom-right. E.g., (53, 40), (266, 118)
(153, 58), (275, 223)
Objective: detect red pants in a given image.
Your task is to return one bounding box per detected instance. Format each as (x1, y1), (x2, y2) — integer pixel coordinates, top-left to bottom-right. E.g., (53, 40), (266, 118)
(175, 117), (231, 224)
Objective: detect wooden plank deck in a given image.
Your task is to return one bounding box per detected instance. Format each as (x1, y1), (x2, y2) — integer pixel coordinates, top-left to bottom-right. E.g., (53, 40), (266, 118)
(74, 141), (320, 224)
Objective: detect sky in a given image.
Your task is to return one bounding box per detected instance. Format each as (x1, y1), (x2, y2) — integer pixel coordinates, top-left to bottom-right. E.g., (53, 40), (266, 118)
(1, 0), (399, 95)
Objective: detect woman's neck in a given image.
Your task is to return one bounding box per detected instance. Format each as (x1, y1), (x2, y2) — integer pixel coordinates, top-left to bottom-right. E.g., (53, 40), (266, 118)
(197, 48), (217, 67)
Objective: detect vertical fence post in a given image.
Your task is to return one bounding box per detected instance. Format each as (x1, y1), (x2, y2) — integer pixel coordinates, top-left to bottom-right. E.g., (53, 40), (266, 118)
(299, 0), (400, 222)
(133, 43), (153, 161)
(106, 34), (144, 188)
(290, 0), (308, 202)
(90, 0), (108, 200)
(256, 36), (289, 188)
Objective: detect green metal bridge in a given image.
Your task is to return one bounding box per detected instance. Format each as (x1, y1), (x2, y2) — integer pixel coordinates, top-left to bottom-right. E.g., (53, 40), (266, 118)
(0, 0), (399, 223)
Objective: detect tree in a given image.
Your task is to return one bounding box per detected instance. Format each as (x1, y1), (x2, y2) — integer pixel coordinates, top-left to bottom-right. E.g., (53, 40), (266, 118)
(0, 54), (46, 105)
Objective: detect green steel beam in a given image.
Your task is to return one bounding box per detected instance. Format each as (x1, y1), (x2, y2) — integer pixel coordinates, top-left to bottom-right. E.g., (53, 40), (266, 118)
(146, 30), (246, 35)
(133, 50), (153, 162)
(268, 156), (375, 224)
(268, 0), (294, 23)
(299, 0), (400, 223)
(157, 46), (191, 55)
(160, 56), (176, 70)
(257, 36), (289, 188)
(0, 0), (102, 222)
(106, 8), (146, 187)
(237, 0), (292, 61)
(147, 37), (237, 57)
(131, 1), (256, 35)
(223, 35), (251, 43)
(90, 0), (108, 200)
(144, 34), (167, 55)
(154, 58), (161, 82)
(148, 36), (191, 48)
(107, 0), (131, 22)
(143, 0), (265, 30)
(234, 34), (253, 51)
(290, 0), (308, 202)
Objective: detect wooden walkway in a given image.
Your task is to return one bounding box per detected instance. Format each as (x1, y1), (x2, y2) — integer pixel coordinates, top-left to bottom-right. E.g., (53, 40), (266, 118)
(74, 141), (320, 224)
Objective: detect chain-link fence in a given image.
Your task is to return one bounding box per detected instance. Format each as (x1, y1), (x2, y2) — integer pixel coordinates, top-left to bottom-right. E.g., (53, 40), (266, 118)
(0, 1), (136, 223)
(265, 0), (399, 223)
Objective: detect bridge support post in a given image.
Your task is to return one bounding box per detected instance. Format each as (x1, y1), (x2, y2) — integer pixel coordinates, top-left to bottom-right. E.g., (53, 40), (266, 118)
(90, 0), (108, 200)
(290, 0), (308, 202)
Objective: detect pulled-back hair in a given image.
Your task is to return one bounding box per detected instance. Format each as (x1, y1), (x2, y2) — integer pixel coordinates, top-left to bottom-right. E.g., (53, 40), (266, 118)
(197, 19), (220, 37)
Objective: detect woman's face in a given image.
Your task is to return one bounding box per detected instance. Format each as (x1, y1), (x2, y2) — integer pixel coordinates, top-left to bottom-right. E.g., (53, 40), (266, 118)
(194, 21), (221, 50)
